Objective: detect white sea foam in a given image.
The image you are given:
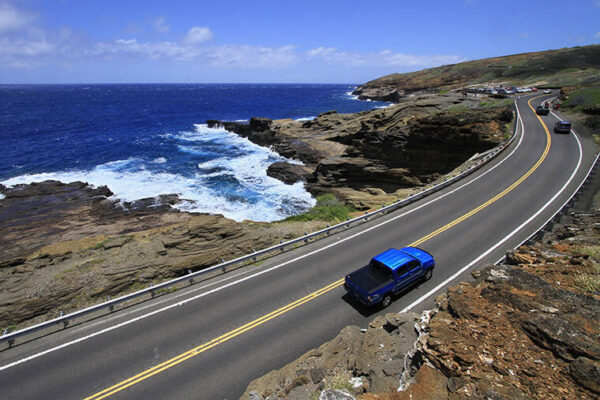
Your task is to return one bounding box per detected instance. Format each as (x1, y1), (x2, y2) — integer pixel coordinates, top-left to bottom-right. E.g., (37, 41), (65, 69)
(1, 124), (316, 222)
(345, 90), (360, 101)
(295, 116), (316, 122)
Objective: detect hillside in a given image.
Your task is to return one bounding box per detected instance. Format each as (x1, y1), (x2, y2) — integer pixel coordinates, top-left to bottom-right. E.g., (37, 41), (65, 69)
(353, 44), (600, 102)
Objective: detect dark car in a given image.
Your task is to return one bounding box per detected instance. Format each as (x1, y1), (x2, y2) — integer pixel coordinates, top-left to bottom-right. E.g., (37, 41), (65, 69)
(535, 105), (550, 116)
(554, 121), (572, 134)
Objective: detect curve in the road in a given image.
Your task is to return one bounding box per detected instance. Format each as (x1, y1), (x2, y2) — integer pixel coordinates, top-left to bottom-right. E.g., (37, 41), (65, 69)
(84, 94), (577, 400)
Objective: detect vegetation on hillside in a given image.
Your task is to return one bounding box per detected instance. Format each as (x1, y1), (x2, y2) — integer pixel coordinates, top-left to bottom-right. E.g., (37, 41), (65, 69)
(285, 194), (354, 222)
(360, 44), (600, 92)
(563, 87), (600, 112)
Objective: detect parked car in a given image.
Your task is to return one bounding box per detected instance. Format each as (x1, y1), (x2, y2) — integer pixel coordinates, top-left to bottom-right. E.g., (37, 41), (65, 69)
(531, 87), (538, 92)
(554, 121), (572, 134)
(535, 105), (550, 115)
(543, 89), (551, 94)
(344, 247), (435, 307)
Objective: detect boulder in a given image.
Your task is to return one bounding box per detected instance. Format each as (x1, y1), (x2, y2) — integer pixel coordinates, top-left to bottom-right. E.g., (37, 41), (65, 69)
(266, 162), (313, 184)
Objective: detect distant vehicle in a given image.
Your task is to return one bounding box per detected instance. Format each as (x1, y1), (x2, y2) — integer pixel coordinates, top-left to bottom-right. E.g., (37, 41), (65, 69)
(497, 88), (508, 94)
(344, 247), (435, 307)
(554, 121), (572, 134)
(489, 89), (498, 94)
(531, 87), (538, 92)
(505, 89), (515, 94)
(543, 89), (551, 94)
(535, 105), (550, 115)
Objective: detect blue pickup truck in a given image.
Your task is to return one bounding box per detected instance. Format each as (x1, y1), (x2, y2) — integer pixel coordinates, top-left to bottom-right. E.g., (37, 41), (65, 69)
(344, 247), (435, 307)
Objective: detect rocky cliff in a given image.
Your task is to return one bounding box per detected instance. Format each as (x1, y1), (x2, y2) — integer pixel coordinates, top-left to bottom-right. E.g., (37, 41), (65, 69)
(0, 181), (325, 328)
(241, 211), (600, 400)
(210, 94), (512, 210)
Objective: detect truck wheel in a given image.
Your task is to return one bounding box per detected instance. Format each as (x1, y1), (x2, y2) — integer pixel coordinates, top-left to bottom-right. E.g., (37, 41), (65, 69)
(381, 294), (392, 308)
(424, 269), (433, 281)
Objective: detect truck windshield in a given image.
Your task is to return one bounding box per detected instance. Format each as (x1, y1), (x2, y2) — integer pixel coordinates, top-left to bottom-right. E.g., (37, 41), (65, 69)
(368, 259), (392, 279)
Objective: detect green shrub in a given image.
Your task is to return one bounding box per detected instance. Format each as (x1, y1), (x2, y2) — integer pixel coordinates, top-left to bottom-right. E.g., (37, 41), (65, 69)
(563, 87), (600, 112)
(285, 194), (353, 222)
(572, 245), (600, 261)
(574, 263), (600, 294)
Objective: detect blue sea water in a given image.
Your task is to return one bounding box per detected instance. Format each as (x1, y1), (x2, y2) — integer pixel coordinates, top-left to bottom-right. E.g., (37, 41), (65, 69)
(0, 84), (389, 221)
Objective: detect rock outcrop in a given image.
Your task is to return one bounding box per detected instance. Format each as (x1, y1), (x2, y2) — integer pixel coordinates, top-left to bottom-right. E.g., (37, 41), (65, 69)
(0, 181), (325, 328)
(242, 313), (421, 400)
(210, 94), (512, 210)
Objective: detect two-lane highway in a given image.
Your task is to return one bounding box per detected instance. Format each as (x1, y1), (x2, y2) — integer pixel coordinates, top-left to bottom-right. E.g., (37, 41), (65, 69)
(0, 93), (596, 400)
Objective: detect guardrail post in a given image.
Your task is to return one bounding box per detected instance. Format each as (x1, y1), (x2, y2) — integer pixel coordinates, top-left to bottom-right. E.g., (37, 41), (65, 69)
(107, 296), (114, 311)
(150, 282), (155, 297)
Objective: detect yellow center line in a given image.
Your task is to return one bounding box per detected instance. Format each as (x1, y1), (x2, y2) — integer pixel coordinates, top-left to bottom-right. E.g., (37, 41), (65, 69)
(85, 95), (551, 400)
(86, 279), (344, 400)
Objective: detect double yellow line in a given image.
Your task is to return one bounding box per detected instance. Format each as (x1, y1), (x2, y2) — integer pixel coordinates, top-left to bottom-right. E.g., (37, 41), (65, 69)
(86, 96), (551, 399)
(86, 279), (345, 399)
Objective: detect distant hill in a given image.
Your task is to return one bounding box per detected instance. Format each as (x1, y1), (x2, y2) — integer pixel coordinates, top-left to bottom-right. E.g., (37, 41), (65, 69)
(353, 44), (600, 102)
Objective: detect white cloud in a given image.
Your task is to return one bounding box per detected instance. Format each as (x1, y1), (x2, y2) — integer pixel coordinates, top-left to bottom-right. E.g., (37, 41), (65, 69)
(0, 23), (462, 73)
(182, 26), (213, 45)
(151, 16), (169, 34)
(305, 46), (465, 68)
(0, 2), (36, 32)
(73, 37), (297, 68)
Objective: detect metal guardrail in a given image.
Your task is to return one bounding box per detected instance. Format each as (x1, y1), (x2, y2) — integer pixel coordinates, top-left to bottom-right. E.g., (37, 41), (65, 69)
(0, 102), (522, 347)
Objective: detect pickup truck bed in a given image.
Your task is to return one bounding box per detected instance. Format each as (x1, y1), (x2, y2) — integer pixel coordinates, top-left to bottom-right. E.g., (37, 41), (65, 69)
(346, 262), (394, 294)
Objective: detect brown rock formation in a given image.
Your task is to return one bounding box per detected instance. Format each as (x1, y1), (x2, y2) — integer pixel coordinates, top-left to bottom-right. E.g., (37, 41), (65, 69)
(0, 181), (325, 328)
(211, 94), (512, 210)
(242, 313), (420, 399)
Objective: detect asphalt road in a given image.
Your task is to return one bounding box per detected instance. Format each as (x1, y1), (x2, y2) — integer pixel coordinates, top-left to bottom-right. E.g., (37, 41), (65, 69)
(0, 93), (597, 400)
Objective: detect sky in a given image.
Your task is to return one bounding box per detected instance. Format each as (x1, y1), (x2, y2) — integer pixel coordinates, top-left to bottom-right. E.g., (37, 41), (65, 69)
(1, 0), (599, 84)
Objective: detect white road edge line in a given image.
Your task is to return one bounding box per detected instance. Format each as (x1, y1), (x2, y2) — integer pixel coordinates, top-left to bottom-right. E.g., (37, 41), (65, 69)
(0, 98), (530, 371)
(401, 122), (584, 313)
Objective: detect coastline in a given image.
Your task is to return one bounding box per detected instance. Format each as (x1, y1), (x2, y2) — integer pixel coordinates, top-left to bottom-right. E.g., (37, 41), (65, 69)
(0, 91), (514, 333)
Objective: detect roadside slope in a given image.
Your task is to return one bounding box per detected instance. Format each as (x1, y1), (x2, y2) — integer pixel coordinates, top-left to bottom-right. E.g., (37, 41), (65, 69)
(353, 44), (600, 102)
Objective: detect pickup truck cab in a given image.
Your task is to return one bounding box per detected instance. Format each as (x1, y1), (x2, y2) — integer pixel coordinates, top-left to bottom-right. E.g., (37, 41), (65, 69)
(344, 247), (435, 308)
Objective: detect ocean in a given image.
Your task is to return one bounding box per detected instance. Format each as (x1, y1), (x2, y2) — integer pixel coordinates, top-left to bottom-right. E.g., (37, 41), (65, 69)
(0, 84), (389, 222)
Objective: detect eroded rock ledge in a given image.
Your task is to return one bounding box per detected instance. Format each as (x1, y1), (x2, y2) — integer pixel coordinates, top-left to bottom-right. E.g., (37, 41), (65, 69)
(0, 181), (325, 328)
(209, 94), (512, 210)
(241, 211), (600, 400)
